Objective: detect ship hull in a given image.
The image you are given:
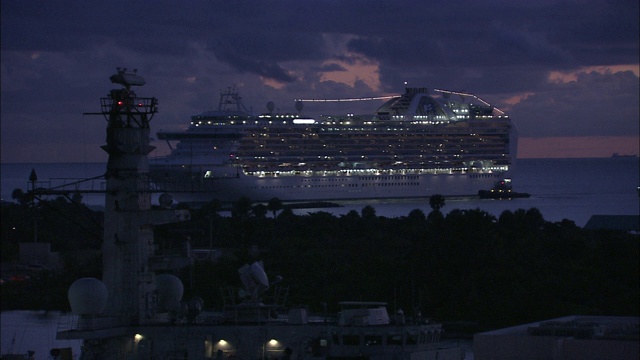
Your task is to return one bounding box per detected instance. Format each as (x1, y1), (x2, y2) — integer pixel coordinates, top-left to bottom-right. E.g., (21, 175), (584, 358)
(149, 166), (507, 204)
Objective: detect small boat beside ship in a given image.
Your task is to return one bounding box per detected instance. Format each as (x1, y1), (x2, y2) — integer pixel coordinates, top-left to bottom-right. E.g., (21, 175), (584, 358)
(478, 178), (530, 199)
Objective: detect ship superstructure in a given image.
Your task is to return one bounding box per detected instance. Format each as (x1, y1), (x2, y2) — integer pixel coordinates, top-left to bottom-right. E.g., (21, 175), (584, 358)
(149, 86), (517, 204)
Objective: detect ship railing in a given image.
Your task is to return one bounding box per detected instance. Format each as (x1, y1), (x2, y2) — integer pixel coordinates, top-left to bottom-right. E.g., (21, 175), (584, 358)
(27, 175), (171, 195)
(48, 177), (107, 192)
(25, 177), (107, 197)
(57, 313), (132, 332)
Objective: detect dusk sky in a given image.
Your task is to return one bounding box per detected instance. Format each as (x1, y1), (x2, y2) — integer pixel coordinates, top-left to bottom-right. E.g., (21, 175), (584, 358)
(1, 0), (638, 163)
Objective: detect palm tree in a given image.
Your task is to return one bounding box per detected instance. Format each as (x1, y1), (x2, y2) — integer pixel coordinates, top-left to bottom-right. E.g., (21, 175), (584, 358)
(11, 188), (25, 204)
(232, 197), (252, 220)
(407, 208), (426, 222)
(429, 194), (445, 212)
(199, 199), (222, 219)
(267, 197), (283, 218)
(361, 205), (377, 221)
(251, 204), (268, 219)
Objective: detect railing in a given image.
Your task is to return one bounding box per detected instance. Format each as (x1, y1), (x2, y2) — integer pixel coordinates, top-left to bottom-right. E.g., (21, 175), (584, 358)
(57, 313), (133, 332)
(27, 176), (106, 195)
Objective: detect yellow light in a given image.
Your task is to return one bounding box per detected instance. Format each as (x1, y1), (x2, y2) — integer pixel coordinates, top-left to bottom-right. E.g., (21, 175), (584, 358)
(134, 334), (143, 342)
(269, 339), (278, 346)
(218, 340), (227, 346)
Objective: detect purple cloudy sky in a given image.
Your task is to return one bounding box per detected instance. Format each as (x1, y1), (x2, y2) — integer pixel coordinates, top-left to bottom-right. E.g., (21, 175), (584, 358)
(1, 0), (638, 162)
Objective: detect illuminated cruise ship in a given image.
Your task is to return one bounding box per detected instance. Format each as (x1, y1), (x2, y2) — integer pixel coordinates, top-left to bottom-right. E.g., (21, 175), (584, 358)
(149, 86), (517, 204)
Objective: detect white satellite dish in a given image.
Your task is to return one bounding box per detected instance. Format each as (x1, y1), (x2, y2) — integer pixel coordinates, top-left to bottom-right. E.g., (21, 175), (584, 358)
(251, 261), (269, 288)
(237, 261), (270, 302)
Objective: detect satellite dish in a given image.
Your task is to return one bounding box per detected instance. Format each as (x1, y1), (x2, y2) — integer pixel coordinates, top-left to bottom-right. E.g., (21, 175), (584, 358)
(251, 261), (269, 288)
(267, 101), (275, 113)
(155, 274), (184, 310)
(295, 100), (303, 113)
(238, 261), (270, 302)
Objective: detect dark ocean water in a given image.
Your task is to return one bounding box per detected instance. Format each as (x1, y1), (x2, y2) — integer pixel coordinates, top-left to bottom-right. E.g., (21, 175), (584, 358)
(2, 158), (639, 227)
(309, 157), (640, 227)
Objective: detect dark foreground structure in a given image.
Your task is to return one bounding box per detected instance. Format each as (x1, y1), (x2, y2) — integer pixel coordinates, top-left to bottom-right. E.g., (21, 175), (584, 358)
(54, 69), (463, 359)
(474, 315), (639, 360)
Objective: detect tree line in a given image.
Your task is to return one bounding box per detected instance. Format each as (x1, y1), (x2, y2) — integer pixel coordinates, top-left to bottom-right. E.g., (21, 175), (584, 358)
(1, 194), (638, 331)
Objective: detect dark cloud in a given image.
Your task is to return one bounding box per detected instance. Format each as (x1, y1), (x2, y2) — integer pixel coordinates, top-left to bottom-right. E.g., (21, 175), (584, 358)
(510, 70), (639, 137)
(213, 50), (297, 83)
(1, 0), (638, 162)
(207, 31), (327, 82)
(318, 63), (348, 72)
(3, 1), (637, 71)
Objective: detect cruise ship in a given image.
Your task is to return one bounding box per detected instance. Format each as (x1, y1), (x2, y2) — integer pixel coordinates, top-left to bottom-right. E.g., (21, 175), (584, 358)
(149, 86), (517, 204)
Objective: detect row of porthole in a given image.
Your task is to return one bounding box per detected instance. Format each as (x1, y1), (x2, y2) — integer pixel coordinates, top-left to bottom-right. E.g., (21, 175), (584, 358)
(252, 182), (421, 189)
(361, 182), (420, 187)
(470, 174), (501, 178)
(359, 175), (420, 180)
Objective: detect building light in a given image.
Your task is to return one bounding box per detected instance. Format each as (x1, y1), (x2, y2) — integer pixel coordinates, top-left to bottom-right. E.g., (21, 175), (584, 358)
(134, 334), (143, 342)
(269, 339), (278, 346)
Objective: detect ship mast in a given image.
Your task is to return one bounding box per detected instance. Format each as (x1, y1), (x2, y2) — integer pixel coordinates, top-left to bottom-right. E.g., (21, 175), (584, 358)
(57, 68), (191, 358)
(99, 67), (159, 322)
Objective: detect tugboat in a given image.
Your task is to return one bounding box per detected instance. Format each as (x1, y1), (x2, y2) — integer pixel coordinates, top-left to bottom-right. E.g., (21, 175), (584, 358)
(478, 178), (530, 199)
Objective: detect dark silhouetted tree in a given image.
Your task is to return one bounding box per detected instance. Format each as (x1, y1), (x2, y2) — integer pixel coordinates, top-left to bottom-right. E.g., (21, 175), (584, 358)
(267, 197), (283, 218)
(251, 203), (268, 219)
(232, 197), (252, 219)
(361, 205), (377, 221)
(198, 199), (222, 218)
(11, 188), (27, 205)
(429, 194), (445, 211)
(276, 207), (295, 222)
(71, 192), (83, 205)
(407, 208), (426, 222)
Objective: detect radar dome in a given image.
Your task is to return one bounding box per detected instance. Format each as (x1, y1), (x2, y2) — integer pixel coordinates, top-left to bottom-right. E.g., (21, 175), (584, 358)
(68, 278), (108, 315)
(155, 274), (184, 310)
